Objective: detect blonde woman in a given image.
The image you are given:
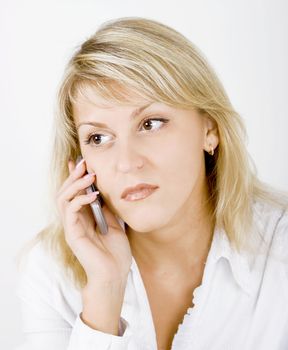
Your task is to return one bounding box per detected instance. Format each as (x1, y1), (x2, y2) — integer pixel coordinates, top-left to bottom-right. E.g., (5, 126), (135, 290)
(16, 17), (288, 350)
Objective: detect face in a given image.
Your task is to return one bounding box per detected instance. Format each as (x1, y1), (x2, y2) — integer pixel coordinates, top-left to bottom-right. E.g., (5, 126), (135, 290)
(73, 87), (218, 233)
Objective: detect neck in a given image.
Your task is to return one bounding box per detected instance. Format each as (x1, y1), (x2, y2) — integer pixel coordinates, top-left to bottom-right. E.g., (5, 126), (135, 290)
(126, 180), (215, 276)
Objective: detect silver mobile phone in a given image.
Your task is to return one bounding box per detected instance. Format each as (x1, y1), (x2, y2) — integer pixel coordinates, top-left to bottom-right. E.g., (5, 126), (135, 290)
(76, 155), (108, 235)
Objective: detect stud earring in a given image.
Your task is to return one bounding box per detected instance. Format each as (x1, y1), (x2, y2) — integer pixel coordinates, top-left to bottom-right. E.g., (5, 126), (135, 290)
(209, 144), (214, 156)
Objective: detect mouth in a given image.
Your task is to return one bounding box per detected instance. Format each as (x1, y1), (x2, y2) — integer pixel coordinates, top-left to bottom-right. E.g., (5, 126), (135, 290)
(121, 183), (159, 202)
(122, 188), (158, 201)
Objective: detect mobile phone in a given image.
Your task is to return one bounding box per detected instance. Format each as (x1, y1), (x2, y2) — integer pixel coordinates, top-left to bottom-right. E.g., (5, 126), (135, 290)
(76, 155), (108, 235)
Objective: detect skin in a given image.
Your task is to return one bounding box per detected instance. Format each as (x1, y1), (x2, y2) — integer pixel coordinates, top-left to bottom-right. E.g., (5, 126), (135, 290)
(72, 86), (219, 280)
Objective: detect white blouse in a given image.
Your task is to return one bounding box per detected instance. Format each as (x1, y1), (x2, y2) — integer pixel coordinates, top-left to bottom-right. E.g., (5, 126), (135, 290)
(15, 200), (288, 350)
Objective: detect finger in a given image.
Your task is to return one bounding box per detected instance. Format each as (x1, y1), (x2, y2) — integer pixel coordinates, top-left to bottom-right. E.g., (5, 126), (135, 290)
(68, 191), (98, 215)
(58, 174), (97, 213)
(59, 159), (88, 196)
(65, 173), (97, 202)
(65, 192), (100, 242)
(68, 159), (75, 174)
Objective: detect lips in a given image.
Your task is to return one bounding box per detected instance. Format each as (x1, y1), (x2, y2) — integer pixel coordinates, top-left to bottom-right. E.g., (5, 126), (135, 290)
(121, 183), (159, 200)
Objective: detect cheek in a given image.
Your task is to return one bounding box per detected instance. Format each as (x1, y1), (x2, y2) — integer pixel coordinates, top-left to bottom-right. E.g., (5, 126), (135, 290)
(85, 155), (108, 191)
(158, 132), (204, 187)
(149, 139), (204, 222)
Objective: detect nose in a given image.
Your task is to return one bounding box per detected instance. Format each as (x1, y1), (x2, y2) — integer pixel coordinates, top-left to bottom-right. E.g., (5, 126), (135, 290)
(115, 139), (145, 173)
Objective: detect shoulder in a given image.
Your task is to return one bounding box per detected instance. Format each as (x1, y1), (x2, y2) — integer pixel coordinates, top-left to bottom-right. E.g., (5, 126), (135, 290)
(15, 239), (84, 333)
(253, 199), (288, 235)
(252, 199), (288, 262)
(16, 239), (73, 297)
(18, 239), (60, 276)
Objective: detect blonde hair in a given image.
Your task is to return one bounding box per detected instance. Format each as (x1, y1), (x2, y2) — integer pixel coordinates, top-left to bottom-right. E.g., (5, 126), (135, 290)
(18, 17), (288, 289)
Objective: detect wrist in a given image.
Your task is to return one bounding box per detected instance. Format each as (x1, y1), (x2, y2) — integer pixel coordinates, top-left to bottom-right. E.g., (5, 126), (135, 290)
(82, 278), (127, 299)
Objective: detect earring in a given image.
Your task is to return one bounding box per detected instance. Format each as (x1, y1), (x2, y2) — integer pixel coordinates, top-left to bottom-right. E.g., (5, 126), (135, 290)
(209, 144), (214, 156)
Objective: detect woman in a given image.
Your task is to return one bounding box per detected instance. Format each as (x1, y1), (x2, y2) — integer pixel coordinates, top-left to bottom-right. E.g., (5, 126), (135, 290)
(16, 17), (288, 350)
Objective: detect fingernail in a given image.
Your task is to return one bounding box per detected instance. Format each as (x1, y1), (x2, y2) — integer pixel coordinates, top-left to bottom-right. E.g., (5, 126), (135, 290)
(76, 158), (85, 168)
(88, 191), (99, 197)
(84, 173), (96, 179)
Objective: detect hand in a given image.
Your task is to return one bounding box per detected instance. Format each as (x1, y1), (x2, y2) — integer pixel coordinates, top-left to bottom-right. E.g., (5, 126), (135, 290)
(56, 158), (132, 286)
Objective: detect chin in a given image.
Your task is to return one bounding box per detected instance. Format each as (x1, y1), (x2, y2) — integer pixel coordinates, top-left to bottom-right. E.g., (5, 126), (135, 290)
(121, 208), (172, 233)
(126, 222), (156, 233)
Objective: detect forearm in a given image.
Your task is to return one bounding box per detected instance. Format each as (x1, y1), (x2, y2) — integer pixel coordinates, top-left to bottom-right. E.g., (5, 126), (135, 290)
(81, 280), (127, 336)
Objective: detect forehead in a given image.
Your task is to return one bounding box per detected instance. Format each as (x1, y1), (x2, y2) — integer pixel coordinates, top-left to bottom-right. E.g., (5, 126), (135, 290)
(72, 83), (152, 110)
(70, 82), (205, 130)
(71, 84), (157, 126)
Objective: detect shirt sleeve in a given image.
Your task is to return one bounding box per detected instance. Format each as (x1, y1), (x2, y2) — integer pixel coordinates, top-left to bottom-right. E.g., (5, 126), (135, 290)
(67, 314), (132, 349)
(15, 242), (134, 350)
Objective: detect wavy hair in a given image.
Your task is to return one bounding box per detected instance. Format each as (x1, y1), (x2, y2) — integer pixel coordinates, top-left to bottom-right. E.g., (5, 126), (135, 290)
(18, 17), (288, 289)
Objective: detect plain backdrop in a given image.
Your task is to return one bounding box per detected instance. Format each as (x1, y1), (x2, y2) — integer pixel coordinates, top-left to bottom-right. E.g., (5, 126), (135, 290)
(1, 0), (287, 348)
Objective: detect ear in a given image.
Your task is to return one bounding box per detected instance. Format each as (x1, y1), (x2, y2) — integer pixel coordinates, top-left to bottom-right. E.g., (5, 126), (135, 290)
(202, 114), (219, 153)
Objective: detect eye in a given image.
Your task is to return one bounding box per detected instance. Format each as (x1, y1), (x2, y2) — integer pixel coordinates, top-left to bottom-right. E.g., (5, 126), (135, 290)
(139, 118), (169, 132)
(83, 117), (169, 147)
(83, 133), (112, 146)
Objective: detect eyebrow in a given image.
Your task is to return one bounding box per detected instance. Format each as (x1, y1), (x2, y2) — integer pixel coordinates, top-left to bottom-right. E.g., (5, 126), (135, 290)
(76, 102), (154, 131)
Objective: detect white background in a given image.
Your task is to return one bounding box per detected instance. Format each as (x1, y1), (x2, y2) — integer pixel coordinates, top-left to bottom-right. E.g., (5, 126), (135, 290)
(1, 0), (287, 348)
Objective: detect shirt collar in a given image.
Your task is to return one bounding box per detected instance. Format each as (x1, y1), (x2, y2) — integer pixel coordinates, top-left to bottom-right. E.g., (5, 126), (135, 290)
(209, 226), (257, 296)
(128, 225), (258, 297)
